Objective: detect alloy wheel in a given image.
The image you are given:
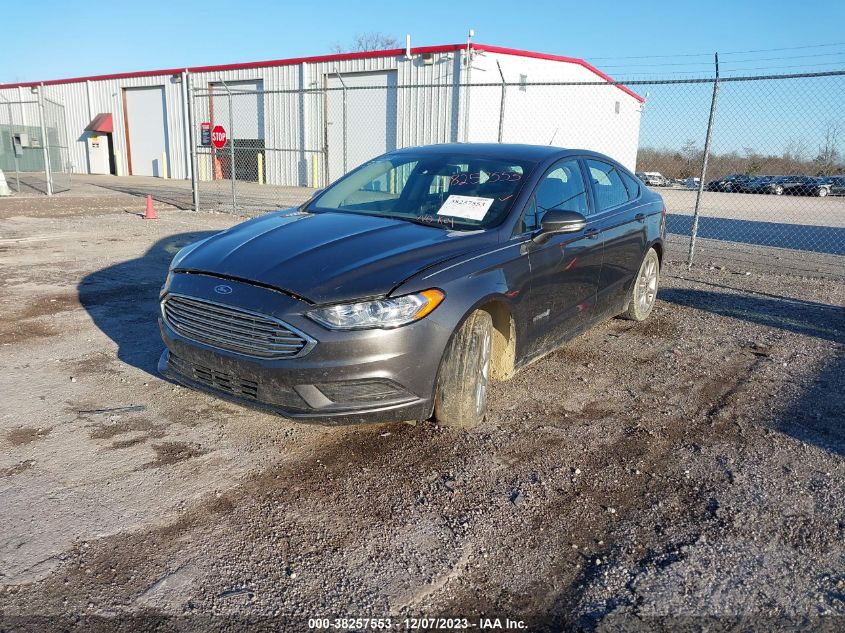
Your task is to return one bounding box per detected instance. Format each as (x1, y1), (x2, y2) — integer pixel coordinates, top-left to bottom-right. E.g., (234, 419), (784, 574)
(637, 255), (659, 313)
(474, 328), (492, 416)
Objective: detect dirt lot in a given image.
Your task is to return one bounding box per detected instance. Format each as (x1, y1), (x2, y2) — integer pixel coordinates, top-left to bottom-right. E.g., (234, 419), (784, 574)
(0, 187), (843, 632)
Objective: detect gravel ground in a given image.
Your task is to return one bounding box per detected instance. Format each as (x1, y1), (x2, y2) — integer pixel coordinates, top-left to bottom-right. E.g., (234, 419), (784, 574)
(0, 188), (843, 632)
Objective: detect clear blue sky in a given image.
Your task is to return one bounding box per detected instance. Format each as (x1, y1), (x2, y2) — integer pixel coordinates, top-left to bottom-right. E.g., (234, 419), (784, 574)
(2, 0), (844, 156)
(3, 0), (844, 83)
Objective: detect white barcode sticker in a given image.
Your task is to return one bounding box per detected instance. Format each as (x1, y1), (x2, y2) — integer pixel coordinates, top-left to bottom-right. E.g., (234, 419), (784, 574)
(436, 195), (495, 221)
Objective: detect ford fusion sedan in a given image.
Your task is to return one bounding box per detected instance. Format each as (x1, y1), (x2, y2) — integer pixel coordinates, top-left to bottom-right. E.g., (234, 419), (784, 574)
(158, 144), (666, 427)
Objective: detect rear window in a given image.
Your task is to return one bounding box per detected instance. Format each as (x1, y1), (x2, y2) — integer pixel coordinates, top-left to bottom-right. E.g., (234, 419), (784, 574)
(586, 159), (631, 211)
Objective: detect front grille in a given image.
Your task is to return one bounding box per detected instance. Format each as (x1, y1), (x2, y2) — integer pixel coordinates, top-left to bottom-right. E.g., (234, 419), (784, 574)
(162, 294), (313, 359)
(168, 353), (259, 399)
(168, 353), (307, 410)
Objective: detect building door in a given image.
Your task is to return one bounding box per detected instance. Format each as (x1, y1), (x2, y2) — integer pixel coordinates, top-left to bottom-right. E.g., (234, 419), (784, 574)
(208, 80), (265, 182)
(326, 70), (397, 182)
(86, 132), (114, 175)
(123, 86), (169, 177)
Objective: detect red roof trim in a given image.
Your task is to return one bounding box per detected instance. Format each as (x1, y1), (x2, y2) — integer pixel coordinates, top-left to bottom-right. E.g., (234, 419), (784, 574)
(473, 44), (644, 103)
(84, 113), (113, 133)
(0, 42), (643, 102)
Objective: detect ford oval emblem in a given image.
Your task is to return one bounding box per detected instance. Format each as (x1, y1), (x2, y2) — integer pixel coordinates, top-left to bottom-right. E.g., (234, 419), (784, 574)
(214, 285), (233, 295)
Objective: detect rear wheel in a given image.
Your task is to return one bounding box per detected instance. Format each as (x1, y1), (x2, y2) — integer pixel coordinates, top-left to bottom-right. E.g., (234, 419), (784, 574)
(622, 248), (660, 321)
(434, 310), (493, 429)
(774, 185), (784, 195)
(818, 187), (829, 197)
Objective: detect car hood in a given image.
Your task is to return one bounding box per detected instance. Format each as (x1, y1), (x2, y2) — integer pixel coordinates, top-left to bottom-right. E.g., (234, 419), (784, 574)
(173, 209), (497, 304)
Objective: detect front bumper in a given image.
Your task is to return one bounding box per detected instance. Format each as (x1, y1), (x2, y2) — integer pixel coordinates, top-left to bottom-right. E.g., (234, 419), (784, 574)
(157, 273), (452, 425)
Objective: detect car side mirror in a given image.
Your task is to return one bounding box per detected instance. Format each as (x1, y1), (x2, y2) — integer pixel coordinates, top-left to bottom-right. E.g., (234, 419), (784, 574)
(532, 209), (587, 244)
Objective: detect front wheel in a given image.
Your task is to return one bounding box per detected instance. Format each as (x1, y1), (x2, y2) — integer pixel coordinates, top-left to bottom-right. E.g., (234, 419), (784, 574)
(818, 187), (829, 197)
(774, 185), (784, 195)
(434, 310), (493, 429)
(622, 248), (660, 321)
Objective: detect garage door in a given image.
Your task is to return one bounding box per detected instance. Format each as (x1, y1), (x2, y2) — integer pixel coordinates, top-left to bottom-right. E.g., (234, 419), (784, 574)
(326, 71), (397, 182)
(123, 86), (169, 177)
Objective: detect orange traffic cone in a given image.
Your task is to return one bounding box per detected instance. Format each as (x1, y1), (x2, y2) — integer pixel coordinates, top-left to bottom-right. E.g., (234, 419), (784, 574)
(143, 195), (157, 220)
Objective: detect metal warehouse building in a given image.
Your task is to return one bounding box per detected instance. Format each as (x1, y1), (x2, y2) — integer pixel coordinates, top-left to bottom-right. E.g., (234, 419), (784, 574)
(0, 42), (643, 189)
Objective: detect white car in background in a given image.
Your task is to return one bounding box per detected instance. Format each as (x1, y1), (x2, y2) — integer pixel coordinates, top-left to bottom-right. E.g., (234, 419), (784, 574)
(636, 172), (671, 187)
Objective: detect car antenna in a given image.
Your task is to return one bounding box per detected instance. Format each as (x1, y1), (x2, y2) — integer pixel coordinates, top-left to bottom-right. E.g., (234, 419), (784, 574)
(548, 128), (559, 145)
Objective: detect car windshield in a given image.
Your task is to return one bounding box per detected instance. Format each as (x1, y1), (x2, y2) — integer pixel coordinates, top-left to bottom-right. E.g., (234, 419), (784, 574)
(308, 152), (537, 230)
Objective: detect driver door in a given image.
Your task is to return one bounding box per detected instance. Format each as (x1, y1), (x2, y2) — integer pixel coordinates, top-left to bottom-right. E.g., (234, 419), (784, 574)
(521, 158), (602, 357)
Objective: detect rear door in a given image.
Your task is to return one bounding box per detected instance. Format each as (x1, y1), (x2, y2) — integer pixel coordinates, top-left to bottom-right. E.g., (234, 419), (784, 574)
(585, 158), (648, 319)
(522, 158), (602, 356)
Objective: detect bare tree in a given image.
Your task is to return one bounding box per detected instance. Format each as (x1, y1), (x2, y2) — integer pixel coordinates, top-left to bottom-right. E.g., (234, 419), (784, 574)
(783, 137), (808, 162)
(679, 139), (700, 178)
(330, 32), (400, 54)
(813, 121), (842, 175)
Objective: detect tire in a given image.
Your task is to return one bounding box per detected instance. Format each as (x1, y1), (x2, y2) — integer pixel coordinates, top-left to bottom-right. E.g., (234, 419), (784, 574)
(622, 248), (660, 322)
(818, 187), (829, 197)
(434, 310), (493, 429)
(774, 185), (784, 195)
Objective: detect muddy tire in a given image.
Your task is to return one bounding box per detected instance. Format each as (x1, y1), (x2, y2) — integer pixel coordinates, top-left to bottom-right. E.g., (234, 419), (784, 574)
(434, 310), (493, 429)
(621, 247), (660, 322)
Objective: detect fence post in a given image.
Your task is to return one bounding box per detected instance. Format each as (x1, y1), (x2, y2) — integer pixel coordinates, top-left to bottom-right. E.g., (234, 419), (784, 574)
(186, 71), (199, 211)
(221, 81), (237, 213)
(334, 70), (348, 175)
(496, 60), (507, 143)
(3, 98), (21, 192)
(687, 53), (720, 269)
(37, 83), (53, 196)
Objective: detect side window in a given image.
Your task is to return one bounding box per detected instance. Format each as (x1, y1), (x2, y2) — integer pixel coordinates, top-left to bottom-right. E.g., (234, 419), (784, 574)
(586, 159), (630, 211)
(536, 161), (589, 215)
(520, 197), (540, 233)
(621, 171), (641, 199)
(519, 159), (588, 233)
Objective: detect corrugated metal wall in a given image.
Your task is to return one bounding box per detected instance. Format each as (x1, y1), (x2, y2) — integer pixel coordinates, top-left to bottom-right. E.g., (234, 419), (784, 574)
(0, 50), (467, 184)
(0, 48), (639, 185)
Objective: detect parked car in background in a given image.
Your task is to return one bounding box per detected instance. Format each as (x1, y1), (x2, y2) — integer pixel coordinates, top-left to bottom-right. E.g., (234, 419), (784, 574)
(743, 175), (831, 196)
(158, 144), (666, 428)
(777, 175), (832, 197)
(636, 171), (671, 187)
(821, 176), (845, 196)
(704, 173), (753, 192)
(741, 175), (782, 194)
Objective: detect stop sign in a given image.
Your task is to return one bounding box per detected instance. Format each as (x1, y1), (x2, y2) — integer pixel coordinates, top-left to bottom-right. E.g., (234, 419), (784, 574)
(211, 125), (227, 149)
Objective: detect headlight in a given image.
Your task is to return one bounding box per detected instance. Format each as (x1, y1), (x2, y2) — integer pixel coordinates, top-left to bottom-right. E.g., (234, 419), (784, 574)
(307, 289), (445, 330)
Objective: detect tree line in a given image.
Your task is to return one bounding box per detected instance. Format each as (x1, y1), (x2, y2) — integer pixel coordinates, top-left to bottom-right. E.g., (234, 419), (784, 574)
(637, 123), (844, 180)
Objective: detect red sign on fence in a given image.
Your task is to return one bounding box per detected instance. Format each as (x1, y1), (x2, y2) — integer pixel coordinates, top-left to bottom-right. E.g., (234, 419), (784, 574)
(211, 125), (227, 149)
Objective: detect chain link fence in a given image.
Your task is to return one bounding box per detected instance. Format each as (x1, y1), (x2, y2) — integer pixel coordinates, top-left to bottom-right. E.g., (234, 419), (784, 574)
(189, 71), (845, 277)
(0, 89), (71, 195)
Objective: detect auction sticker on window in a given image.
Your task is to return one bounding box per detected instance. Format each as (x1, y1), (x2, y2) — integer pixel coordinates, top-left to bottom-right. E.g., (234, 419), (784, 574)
(437, 195), (494, 221)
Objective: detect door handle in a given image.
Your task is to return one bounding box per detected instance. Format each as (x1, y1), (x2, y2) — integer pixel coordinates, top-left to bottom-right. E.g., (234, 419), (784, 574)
(635, 213), (646, 223)
(584, 228), (599, 240)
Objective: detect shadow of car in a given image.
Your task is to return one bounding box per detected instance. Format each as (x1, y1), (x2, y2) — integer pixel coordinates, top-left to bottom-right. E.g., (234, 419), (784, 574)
(78, 231), (219, 377)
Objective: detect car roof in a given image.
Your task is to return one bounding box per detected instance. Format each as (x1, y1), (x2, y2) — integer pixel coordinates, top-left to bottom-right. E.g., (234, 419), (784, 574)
(390, 143), (596, 163)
